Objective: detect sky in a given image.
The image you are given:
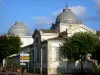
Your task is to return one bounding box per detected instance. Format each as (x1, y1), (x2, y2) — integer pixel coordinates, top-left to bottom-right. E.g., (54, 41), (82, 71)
(0, 0), (100, 34)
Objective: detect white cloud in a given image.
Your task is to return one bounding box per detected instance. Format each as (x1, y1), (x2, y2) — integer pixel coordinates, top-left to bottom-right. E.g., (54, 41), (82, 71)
(95, 0), (100, 15)
(32, 16), (53, 25)
(69, 6), (86, 17)
(32, 5), (86, 25)
(95, 0), (100, 5)
(0, 0), (2, 2)
(52, 5), (86, 18)
(52, 9), (63, 16)
(82, 16), (100, 21)
(0, 0), (3, 5)
(80, 0), (100, 23)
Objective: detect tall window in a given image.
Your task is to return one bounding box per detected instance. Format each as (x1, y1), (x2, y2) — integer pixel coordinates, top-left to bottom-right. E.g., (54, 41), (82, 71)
(52, 46), (61, 61)
(34, 49), (37, 62)
(55, 47), (61, 61)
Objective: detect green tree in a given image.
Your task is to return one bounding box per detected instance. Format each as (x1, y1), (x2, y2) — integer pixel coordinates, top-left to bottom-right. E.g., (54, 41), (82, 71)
(60, 32), (100, 73)
(0, 34), (22, 64)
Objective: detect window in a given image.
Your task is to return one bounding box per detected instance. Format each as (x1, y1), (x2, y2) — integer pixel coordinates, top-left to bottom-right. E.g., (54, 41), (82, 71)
(52, 46), (61, 61)
(55, 47), (61, 61)
(34, 49), (37, 62)
(42, 47), (47, 62)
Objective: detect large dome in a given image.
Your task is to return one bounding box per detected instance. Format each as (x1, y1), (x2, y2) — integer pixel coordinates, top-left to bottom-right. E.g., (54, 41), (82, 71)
(56, 6), (80, 24)
(8, 21), (31, 36)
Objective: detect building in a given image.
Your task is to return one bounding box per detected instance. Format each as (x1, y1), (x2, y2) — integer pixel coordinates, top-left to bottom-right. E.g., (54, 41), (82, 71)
(7, 21), (33, 68)
(30, 5), (97, 74)
(6, 4), (100, 74)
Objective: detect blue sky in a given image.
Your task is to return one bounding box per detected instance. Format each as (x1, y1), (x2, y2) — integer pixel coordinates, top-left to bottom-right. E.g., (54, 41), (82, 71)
(0, 0), (100, 34)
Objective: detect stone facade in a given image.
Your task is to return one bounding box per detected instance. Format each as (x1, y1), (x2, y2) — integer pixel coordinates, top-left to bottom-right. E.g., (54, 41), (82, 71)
(6, 4), (99, 75)
(29, 5), (96, 75)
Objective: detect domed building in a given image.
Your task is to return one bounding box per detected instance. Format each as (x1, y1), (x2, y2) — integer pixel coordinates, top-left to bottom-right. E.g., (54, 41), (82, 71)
(6, 4), (98, 74)
(7, 21), (33, 67)
(8, 21), (30, 36)
(56, 5), (80, 24)
(30, 5), (96, 74)
(8, 21), (33, 47)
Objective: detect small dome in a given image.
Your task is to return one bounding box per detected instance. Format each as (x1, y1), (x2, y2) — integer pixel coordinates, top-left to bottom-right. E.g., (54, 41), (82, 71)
(56, 5), (80, 24)
(8, 21), (31, 36)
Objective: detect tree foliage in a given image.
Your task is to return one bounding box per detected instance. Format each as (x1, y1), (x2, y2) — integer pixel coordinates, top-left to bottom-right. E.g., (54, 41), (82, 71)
(0, 34), (22, 63)
(60, 32), (100, 61)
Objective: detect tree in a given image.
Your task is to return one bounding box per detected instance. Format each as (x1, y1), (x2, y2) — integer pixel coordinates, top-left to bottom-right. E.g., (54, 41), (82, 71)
(59, 32), (100, 73)
(0, 34), (22, 64)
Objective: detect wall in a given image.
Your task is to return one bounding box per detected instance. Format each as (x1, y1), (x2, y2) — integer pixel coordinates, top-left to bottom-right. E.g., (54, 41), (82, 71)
(47, 41), (93, 74)
(33, 31), (58, 73)
(41, 33), (58, 41)
(20, 36), (33, 47)
(47, 40), (62, 74)
(59, 23), (95, 37)
(59, 23), (81, 33)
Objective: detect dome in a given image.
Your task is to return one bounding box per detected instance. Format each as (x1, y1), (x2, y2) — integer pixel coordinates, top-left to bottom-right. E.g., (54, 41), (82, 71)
(56, 5), (80, 24)
(8, 21), (31, 36)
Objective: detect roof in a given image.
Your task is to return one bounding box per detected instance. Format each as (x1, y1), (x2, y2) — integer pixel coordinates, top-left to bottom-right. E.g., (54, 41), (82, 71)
(41, 37), (64, 44)
(55, 5), (81, 24)
(32, 29), (58, 38)
(47, 37), (64, 41)
(40, 29), (57, 33)
(8, 21), (31, 36)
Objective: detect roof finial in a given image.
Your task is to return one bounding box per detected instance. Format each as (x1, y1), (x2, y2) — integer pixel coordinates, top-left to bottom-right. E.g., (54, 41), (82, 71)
(66, 3), (68, 7)
(63, 1), (71, 12)
(66, 0), (69, 7)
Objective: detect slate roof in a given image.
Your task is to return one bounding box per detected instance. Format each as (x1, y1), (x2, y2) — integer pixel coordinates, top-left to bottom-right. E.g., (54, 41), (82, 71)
(47, 37), (64, 40)
(40, 29), (58, 33)
(41, 37), (64, 44)
(8, 21), (30, 36)
(55, 5), (81, 24)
